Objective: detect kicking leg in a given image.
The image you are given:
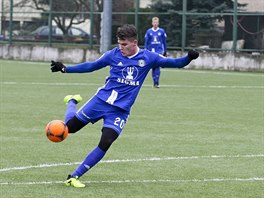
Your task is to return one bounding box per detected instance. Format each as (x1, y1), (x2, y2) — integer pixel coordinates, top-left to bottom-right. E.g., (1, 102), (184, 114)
(66, 116), (86, 133)
(64, 94), (82, 123)
(63, 94), (86, 133)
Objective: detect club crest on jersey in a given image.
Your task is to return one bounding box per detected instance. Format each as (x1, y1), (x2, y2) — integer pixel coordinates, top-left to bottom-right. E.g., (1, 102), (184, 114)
(138, 60), (145, 67)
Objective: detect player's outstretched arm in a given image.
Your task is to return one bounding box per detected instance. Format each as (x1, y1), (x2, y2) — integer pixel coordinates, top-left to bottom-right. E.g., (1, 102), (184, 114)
(50, 60), (66, 73)
(187, 49), (199, 60)
(50, 60), (106, 73)
(50, 59), (106, 73)
(50, 51), (111, 73)
(159, 49), (199, 69)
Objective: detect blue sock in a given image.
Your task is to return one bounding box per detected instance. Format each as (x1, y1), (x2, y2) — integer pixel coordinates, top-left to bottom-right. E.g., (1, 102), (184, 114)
(72, 147), (106, 177)
(152, 67), (160, 83)
(64, 100), (76, 123)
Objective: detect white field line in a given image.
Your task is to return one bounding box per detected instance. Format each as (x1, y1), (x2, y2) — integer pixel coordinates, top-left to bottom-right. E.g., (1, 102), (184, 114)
(1, 81), (263, 89)
(0, 154), (263, 173)
(0, 178), (263, 186)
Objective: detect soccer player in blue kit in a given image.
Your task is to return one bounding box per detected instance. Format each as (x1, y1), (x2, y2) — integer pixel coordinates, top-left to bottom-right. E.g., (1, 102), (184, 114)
(50, 24), (199, 188)
(144, 17), (167, 88)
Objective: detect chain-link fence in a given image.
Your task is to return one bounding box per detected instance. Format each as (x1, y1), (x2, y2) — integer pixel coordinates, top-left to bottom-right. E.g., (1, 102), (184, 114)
(0, 0), (263, 53)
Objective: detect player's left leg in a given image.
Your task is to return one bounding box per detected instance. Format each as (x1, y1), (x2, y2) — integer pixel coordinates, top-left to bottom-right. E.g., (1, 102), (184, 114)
(66, 127), (118, 188)
(155, 66), (161, 87)
(152, 67), (160, 88)
(71, 127), (118, 176)
(152, 68), (156, 85)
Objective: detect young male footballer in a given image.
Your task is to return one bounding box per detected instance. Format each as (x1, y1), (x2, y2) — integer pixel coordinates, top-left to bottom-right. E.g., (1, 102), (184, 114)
(144, 17), (167, 88)
(50, 24), (199, 188)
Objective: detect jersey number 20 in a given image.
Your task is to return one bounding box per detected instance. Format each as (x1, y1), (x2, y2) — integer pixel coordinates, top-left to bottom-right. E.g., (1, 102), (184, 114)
(114, 117), (125, 129)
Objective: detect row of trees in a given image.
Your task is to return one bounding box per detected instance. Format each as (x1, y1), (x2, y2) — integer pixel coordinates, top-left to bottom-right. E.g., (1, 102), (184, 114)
(13, 0), (246, 47)
(138, 0), (246, 46)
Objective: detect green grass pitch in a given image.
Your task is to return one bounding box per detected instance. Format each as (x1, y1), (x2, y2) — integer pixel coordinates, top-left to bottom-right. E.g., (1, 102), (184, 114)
(0, 59), (263, 197)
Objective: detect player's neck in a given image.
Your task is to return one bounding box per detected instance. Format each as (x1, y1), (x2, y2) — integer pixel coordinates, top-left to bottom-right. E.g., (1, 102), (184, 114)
(152, 27), (159, 31)
(127, 47), (140, 59)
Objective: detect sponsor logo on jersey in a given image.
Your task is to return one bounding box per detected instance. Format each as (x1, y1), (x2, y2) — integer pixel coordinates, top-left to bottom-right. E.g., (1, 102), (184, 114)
(151, 34), (161, 44)
(117, 78), (140, 86)
(117, 66), (140, 86)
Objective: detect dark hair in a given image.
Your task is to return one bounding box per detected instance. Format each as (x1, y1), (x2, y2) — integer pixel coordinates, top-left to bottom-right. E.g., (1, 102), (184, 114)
(116, 24), (138, 41)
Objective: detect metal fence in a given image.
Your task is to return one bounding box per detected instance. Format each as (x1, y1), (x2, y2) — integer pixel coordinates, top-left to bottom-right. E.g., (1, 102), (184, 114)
(1, 0), (263, 53)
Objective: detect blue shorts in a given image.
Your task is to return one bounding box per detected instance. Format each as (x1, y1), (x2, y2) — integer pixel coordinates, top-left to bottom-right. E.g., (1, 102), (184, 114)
(76, 96), (129, 135)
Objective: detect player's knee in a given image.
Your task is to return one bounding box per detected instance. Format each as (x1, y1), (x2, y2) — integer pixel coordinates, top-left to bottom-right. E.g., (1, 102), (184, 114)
(66, 116), (85, 133)
(98, 127), (119, 152)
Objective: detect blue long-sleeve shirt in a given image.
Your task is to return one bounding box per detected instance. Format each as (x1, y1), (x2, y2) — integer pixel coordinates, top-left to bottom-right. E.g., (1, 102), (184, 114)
(66, 47), (191, 112)
(144, 27), (167, 54)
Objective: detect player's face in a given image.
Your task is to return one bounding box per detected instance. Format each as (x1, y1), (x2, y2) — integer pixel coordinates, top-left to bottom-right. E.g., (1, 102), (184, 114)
(118, 38), (138, 57)
(152, 20), (159, 29)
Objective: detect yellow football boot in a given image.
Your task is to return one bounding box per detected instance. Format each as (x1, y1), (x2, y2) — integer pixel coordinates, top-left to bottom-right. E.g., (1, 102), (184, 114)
(66, 175), (85, 188)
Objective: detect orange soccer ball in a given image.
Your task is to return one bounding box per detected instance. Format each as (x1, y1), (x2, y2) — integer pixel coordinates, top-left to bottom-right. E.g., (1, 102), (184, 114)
(45, 120), (68, 143)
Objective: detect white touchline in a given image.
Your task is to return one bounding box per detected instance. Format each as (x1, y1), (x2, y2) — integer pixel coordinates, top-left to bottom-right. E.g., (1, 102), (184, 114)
(1, 81), (263, 89)
(0, 154), (263, 172)
(0, 178), (264, 185)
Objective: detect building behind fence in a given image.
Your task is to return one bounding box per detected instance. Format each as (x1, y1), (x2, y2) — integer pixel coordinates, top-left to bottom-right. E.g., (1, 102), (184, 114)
(0, 0), (263, 53)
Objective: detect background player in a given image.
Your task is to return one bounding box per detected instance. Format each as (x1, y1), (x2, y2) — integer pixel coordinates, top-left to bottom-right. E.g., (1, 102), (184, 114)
(144, 17), (167, 88)
(50, 24), (199, 188)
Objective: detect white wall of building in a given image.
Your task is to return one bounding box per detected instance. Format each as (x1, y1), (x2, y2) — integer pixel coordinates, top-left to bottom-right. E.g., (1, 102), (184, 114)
(238, 0), (264, 12)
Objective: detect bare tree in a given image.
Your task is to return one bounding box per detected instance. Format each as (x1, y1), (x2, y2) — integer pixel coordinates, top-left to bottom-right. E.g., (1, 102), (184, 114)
(13, 0), (134, 43)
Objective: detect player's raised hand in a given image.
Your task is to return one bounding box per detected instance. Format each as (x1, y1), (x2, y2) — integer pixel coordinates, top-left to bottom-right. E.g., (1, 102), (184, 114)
(50, 60), (66, 73)
(188, 50), (199, 60)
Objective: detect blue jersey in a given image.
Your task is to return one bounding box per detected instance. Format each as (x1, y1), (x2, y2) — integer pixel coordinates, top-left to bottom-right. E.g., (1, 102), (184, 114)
(144, 27), (167, 54)
(66, 47), (191, 112)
